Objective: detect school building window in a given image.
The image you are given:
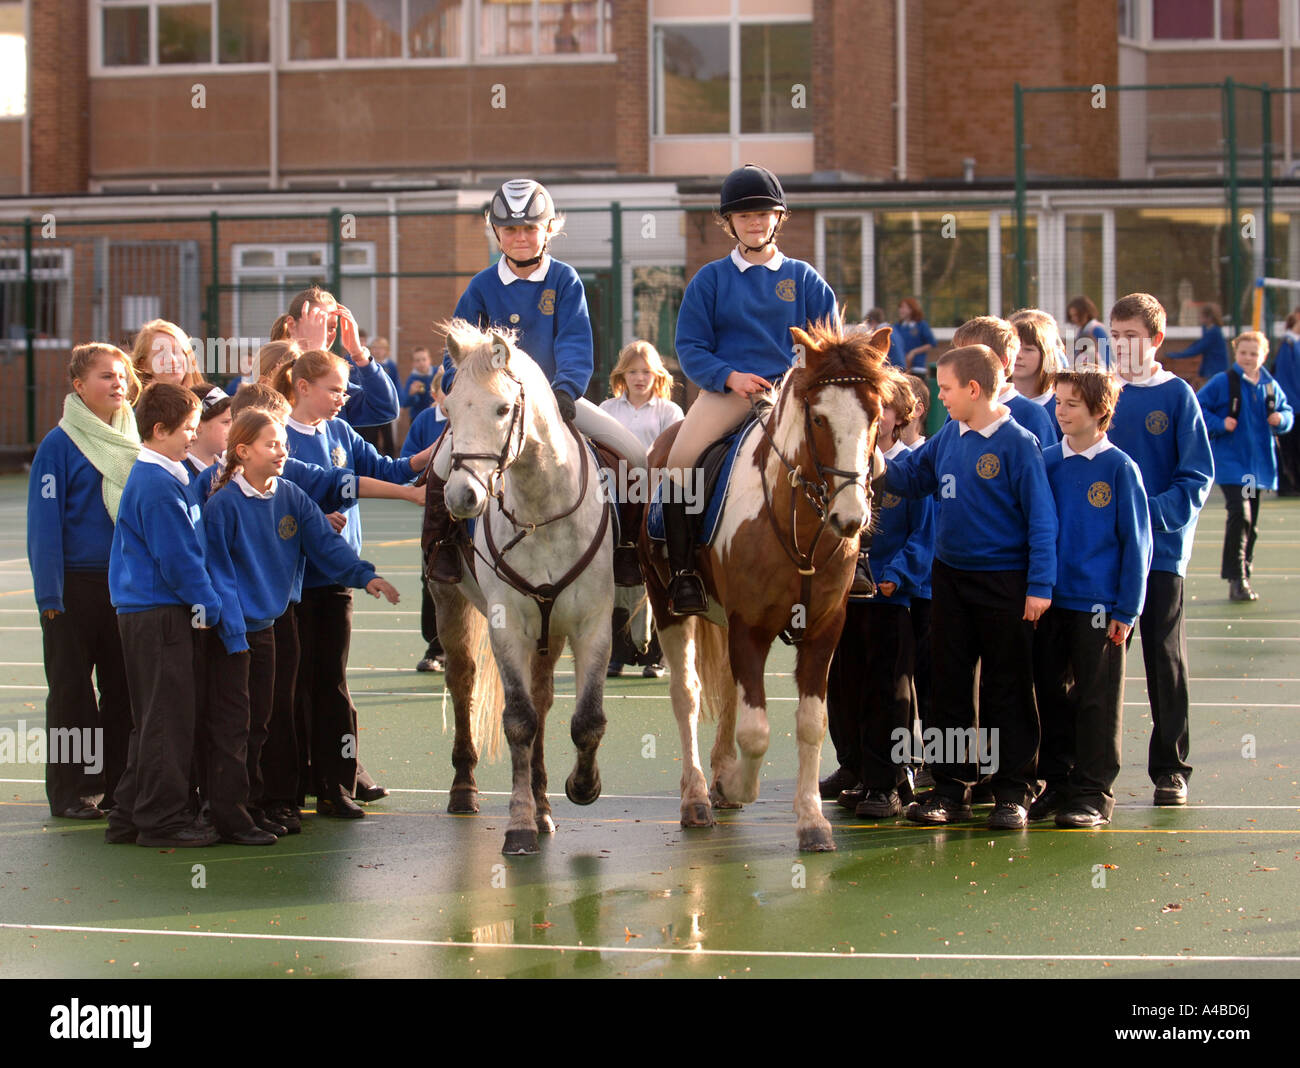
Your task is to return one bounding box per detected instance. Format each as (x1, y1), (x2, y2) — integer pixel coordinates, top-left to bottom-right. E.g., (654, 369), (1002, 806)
(231, 242), (375, 343)
(0, 248), (74, 348)
(1149, 0), (1278, 40)
(652, 20), (812, 136)
(98, 0), (272, 67)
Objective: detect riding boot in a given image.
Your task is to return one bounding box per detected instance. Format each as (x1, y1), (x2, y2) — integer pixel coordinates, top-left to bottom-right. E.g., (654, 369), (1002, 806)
(421, 472), (463, 584)
(663, 498), (708, 616)
(850, 552), (877, 598)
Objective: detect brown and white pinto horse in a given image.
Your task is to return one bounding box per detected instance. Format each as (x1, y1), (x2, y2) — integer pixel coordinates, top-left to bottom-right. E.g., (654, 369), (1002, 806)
(639, 323), (901, 852)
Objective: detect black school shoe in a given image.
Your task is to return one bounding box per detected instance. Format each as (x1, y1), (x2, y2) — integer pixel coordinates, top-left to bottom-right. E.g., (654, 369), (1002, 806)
(316, 792), (365, 819)
(56, 802), (107, 820)
(855, 789), (903, 818)
(837, 784), (866, 810)
(221, 826), (278, 846)
(906, 795), (973, 824)
(1056, 806), (1110, 828)
(1154, 774), (1188, 806)
(1028, 785), (1067, 821)
(818, 766), (857, 800)
(987, 801), (1029, 829)
(136, 819), (220, 848)
(354, 783), (389, 803)
(265, 805), (302, 835)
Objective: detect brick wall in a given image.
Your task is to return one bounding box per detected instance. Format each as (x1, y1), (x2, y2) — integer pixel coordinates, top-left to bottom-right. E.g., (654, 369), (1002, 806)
(29, 3), (89, 192)
(614, 0), (650, 173)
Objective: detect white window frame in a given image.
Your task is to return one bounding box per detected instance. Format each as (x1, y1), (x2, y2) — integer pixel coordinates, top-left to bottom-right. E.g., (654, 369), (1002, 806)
(1140, 0), (1282, 48)
(91, 0), (274, 75)
(651, 14), (815, 141)
(0, 247), (75, 348)
(230, 241), (376, 344)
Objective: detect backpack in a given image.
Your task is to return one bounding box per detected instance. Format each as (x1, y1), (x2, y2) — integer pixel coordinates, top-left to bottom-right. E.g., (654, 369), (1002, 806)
(1227, 370), (1276, 420)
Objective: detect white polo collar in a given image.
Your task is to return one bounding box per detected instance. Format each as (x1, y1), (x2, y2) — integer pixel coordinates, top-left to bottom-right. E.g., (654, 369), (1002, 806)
(957, 408), (1012, 438)
(497, 253), (551, 286)
(1121, 363), (1175, 388)
(1029, 390), (1054, 406)
(730, 247), (786, 273)
(234, 471), (277, 499)
(883, 440), (909, 460)
(1061, 433), (1114, 460)
(998, 385), (1021, 403)
(138, 447), (190, 484)
(286, 415), (323, 435)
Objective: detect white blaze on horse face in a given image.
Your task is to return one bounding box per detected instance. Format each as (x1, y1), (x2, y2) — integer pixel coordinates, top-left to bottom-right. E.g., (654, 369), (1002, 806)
(815, 386), (872, 537)
(443, 379), (520, 519)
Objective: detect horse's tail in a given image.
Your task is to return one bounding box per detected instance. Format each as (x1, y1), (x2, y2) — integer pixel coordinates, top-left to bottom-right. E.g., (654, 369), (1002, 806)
(694, 619), (734, 724)
(465, 607), (506, 762)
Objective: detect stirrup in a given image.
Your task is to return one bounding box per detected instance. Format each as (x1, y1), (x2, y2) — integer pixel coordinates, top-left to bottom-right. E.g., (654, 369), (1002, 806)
(850, 554), (876, 598)
(667, 570), (708, 617)
(613, 544), (642, 587)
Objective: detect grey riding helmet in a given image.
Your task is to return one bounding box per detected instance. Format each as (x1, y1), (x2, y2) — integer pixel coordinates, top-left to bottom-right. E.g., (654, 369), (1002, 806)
(488, 179), (556, 228)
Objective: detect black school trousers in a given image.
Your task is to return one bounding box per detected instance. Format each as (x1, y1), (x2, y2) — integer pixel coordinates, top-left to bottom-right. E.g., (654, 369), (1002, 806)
(1132, 570), (1193, 783)
(929, 561), (1039, 807)
(200, 628), (275, 835)
(1219, 482), (1263, 582)
(260, 609), (302, 807)
(39, 571), (132, 814)
(108, 606), (201, 837)
(1032, 607), (1125, 818)
(295, 585), (359, 800)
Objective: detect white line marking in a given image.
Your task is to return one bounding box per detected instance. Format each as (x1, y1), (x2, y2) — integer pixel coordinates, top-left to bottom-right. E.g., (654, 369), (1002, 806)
(1, 923), (1297, 965)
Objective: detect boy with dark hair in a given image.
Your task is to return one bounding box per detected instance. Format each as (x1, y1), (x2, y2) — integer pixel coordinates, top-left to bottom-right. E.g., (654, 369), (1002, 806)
(107, 383), (223, 847)
(886, 345), (1057, 829)
(1196, 331), (1293, 601)
(1031, 371), (1152, 827)
(952, 316), (1057, 448)
(1107, 293), (1214, 806)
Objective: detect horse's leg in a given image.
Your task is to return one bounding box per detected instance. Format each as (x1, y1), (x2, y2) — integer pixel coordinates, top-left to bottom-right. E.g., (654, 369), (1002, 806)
(432, 584), (480, 814)
(658, 617), (713, 827)
(702, 625), (741, 809)
(565, 603), (609, 807)
(716, 620), (771, 806)
(791, 624), (839, 853)
(529, 642), (562, 834)
(496, 632), (541, 855)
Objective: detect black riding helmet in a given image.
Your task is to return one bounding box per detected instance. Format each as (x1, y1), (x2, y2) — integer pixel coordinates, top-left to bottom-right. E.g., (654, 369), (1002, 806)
(487, 178), (557, 269)
(719, 164), (787, 252)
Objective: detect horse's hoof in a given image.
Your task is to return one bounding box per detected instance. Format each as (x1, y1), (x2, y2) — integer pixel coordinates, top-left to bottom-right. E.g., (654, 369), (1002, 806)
(536, 813), (556, 834)
(680, 801), (715, 828)
(797, 826), (837, 853)
(709, 781), (744, 810)
(565, 771), (601, 806)
(447, 788), (479, 814)
(502, 829), (540, 855)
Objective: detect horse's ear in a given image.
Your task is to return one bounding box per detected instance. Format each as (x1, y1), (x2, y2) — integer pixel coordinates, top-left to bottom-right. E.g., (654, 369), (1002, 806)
(445, 332), (466, 366)
(790, 325), (822, 368)
(868, 326), (893, 362)
(488, 330), (513, 368)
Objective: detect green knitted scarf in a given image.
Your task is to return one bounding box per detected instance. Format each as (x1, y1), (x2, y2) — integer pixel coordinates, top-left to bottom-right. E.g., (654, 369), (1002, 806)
(58, 393), (141, 522)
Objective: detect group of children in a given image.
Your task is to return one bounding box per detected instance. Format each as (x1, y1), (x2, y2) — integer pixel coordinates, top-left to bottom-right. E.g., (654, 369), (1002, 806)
(30, 287), (438, 846)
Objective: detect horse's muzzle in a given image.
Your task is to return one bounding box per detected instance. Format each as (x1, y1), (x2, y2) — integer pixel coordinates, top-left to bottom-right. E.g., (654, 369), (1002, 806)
(445, 474), (489, 520)
(828, 511), (867, 540)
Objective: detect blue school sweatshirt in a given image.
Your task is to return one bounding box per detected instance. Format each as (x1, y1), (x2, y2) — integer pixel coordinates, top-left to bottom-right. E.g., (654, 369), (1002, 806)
(884, 414), (1058, 598)
(863, 443), (935, 608)
(404, 371), (436, 418)
(400, 405), (449, 463)
(27, 428), (126, 613)
(1071, 321), (1112, 370)
(676, 250), (838, 394)
(109, 455), (222, 622)
(1168, 324), (1229, 379)
(1108, 370), (1214, 576)
(1005, 390), (1058, 449)
(903, 439), (934, 600)
(1197, 365), (1294, 490)
(1044, 438), (1152, 627)
(340, 356), (401, 427)
(191, 456), (357, 513)
(203, 476), (378, 654)
(284, 416), (413, 588)
(1272, 334), (1300, 413)
(894, 319), (937, 373)
(441, 256), (593, 401)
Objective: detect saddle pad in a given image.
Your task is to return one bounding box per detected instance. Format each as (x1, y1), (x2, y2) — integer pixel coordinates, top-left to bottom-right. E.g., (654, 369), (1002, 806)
(647, 415), (760, 546)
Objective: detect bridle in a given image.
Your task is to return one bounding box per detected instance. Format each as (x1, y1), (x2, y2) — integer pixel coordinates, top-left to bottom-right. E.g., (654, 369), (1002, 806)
(447, 366), (610, 657)
(751, 372), (878, 644)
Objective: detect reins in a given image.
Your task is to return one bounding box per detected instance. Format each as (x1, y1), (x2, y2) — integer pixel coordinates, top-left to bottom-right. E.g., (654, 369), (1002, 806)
(750, 374), (876, 645)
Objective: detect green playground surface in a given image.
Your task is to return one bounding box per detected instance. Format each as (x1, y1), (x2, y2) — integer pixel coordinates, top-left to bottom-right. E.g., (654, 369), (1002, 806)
(0, 473), (1297, 979)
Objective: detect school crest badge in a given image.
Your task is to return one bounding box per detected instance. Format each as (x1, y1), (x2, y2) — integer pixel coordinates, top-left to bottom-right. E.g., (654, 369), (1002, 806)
(976, 453), (1001, 479)
(538, 289), (556, 315)
(1088, 481), (1112, 508)
(775, 278), (797, 302)
(880, 492), (902, 509)
(278, 515), (298, 540)
(1145, 410), (1169, 435)
(331, 444), (347, 467)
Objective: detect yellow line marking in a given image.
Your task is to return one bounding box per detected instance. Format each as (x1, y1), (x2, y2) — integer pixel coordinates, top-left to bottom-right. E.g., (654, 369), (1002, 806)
(372, 538), (421, 547)
(0, 589), (33, 598)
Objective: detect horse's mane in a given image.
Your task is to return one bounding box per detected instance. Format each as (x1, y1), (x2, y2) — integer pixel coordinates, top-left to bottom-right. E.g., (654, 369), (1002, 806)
(438, 318), (552, 398)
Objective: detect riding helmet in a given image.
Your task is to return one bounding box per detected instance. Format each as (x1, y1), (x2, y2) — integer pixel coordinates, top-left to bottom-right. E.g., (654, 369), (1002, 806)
(718, 165), (787, 217)
(488, 179), (556, 227)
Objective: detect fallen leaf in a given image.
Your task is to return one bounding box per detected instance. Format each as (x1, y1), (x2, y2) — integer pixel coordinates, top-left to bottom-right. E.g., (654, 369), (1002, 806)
(1161, 904), (1182, 913)
(624, 927), (641, 942)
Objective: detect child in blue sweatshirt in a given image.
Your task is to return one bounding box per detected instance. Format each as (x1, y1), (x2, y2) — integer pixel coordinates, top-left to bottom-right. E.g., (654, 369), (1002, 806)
(1273, 311), (1300, 494)
(28, 343), (140, 820)
(273, 349), (434, 817)
(106, 383), (223, 848)
(952, 316), (1058, 448)
(1166, 303), (1229, 383)
(1031, 372), (1152, 828)
(404, 346), (437, 423)
(1197, 330), (1294, 601)
(885, 345), (1057, 829)
(1107, 293), (1215, 806)
(824, 376), (935, 818)
(201, 409), (401, 844)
